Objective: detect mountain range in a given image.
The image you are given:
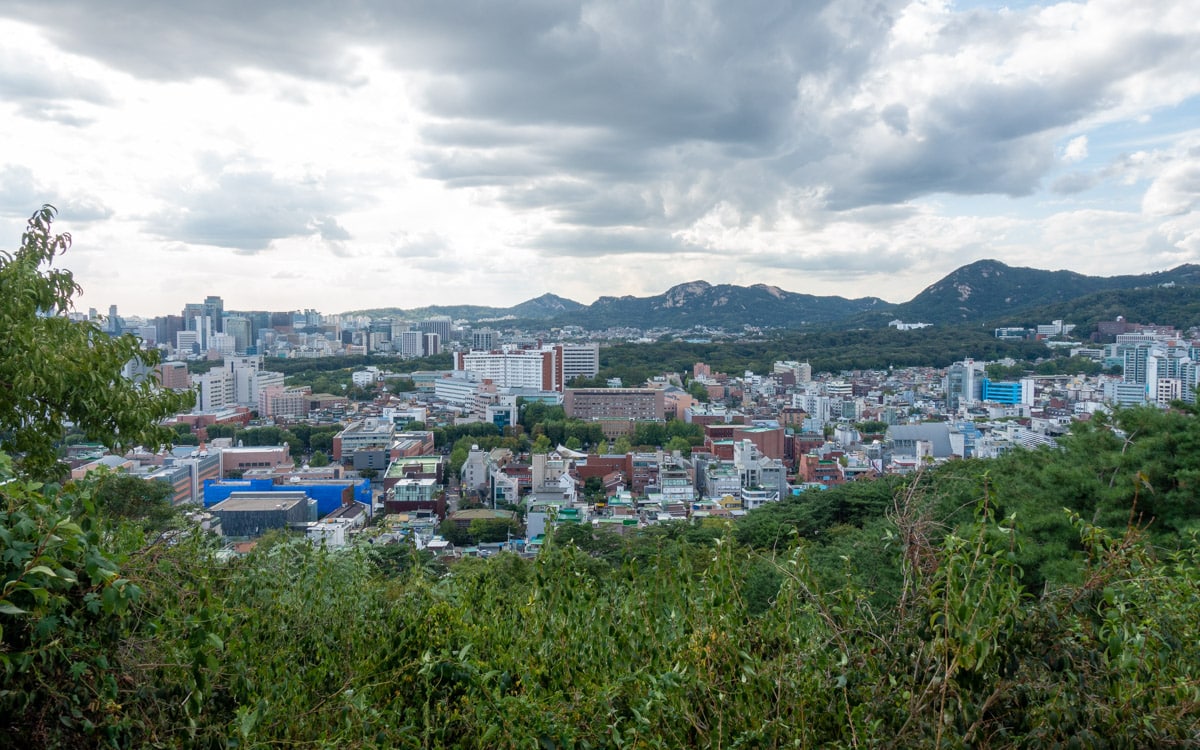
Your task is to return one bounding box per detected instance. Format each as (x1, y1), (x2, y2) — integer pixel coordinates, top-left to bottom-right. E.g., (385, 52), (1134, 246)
(346, 260), (1200, 331)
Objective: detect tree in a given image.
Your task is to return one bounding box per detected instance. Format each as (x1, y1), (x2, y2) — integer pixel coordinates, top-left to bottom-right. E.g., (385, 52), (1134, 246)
(666, 435), (692, 456)
(309, 432), (334, 453)
(856, 420), (888, 435)
(91, 471), (178, 532)
(583, 476), (606, 502)
(438, 518), (471, 546)
(0, 206), (192, 477)
(468, 517), (523, 544)
(687, 380), (711, 402)
(309, 450), (331, 467)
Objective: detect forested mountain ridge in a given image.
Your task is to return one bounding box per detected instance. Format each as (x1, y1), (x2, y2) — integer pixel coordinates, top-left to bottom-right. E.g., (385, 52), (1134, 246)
(344, 292), (585, 322)
(345, 260), (1200, 331)
(880, 259), (1200, 325)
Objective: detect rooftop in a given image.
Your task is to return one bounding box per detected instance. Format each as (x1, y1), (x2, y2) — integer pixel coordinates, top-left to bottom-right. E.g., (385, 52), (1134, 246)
(211, 492), (308, 512)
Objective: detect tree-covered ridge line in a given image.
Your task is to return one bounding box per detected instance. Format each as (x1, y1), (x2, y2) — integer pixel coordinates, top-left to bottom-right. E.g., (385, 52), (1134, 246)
(342, 259), (1200, 332)
(3, 206), (1200, 746)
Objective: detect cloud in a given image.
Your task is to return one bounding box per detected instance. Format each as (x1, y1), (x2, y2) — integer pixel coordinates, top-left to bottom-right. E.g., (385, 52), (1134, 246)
(0, 1), (1199, 313)
(1051, 172), (1100, 194)
(0, 164), (112, 221)
(7, 2), (1200, 224)
(529, 226), (696, 258)
(1062, 135), (1089, 163)
(146, 166), (358, 252)
(388, 230), (449, 259)
(0, 164), (42, 216)
(1143, 159), (1200, 216)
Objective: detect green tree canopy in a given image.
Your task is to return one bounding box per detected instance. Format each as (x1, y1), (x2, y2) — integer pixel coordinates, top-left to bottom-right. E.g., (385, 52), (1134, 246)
(0, 206), (192, 477)
(309, 450), (331, 467)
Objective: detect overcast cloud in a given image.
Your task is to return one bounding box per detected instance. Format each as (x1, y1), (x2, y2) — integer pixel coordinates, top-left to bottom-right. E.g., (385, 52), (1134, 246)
(0, 0), (1197, 315)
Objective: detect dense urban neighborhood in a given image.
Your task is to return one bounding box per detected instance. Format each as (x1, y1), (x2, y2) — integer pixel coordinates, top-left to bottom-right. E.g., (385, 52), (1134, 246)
(66, 288), (1198, 561)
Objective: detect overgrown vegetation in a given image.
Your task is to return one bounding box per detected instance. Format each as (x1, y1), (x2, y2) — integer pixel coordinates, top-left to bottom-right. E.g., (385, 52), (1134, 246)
(3, 208), (1200, 747)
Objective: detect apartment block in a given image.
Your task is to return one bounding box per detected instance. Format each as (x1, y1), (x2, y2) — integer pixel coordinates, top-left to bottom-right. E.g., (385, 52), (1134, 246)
(563, 388), (665, 422)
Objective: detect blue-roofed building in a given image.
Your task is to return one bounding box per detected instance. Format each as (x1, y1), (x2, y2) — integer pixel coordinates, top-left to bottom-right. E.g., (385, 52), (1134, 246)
(203, 477), (370, 518)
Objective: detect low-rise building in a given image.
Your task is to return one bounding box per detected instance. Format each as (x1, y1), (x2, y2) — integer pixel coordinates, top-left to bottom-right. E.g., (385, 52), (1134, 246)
(211, 492), (313, 538)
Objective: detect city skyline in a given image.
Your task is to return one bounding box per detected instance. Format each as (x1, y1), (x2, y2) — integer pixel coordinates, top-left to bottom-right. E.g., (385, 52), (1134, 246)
(1, 0), (1197, 315)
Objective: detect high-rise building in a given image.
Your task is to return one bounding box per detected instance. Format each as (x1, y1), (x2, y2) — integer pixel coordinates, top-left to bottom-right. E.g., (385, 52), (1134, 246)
(1123, 345), (1150, 384)
(456, 343), (599, 392)
(557, 343), (600, 385)
(457, 348), (557, 391)
(192, 369), (236, 411)
(204, 296), (225, 333)
(223, 316), (251, 355)
(471, 328), (495, 351)
(396, 330), (424, 358)
(420, 316), (452, 344)
(423, 332), (441, 356)
(944, 359), (985, 411)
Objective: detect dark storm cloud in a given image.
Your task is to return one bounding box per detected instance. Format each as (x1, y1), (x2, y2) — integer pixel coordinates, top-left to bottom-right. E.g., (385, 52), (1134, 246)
(0, 1), (368, 82)
(146, 168), (355, 252)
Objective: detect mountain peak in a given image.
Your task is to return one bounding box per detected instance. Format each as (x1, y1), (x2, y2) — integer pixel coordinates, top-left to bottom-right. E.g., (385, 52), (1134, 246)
(664, 280), (713, 295)
(659, 280), (714, 309)
(751, 283), (787, 299)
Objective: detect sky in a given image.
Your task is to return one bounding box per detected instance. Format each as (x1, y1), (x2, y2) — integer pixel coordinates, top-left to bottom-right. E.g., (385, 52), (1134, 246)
(1, 0), (1198, 317)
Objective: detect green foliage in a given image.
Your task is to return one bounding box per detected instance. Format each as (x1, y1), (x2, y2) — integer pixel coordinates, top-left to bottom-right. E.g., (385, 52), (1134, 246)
(0, 453), (143, 746)
(308, 450), (331, 467)
(468, 517), (523, 544)
(90, 472), (178, 533)
(856, 419), (889, 434)
(0, 206), (192, 477)
(434, 421), (502, 449)
(438, 519), (471, 546)
(593, 327), (1049, 385)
